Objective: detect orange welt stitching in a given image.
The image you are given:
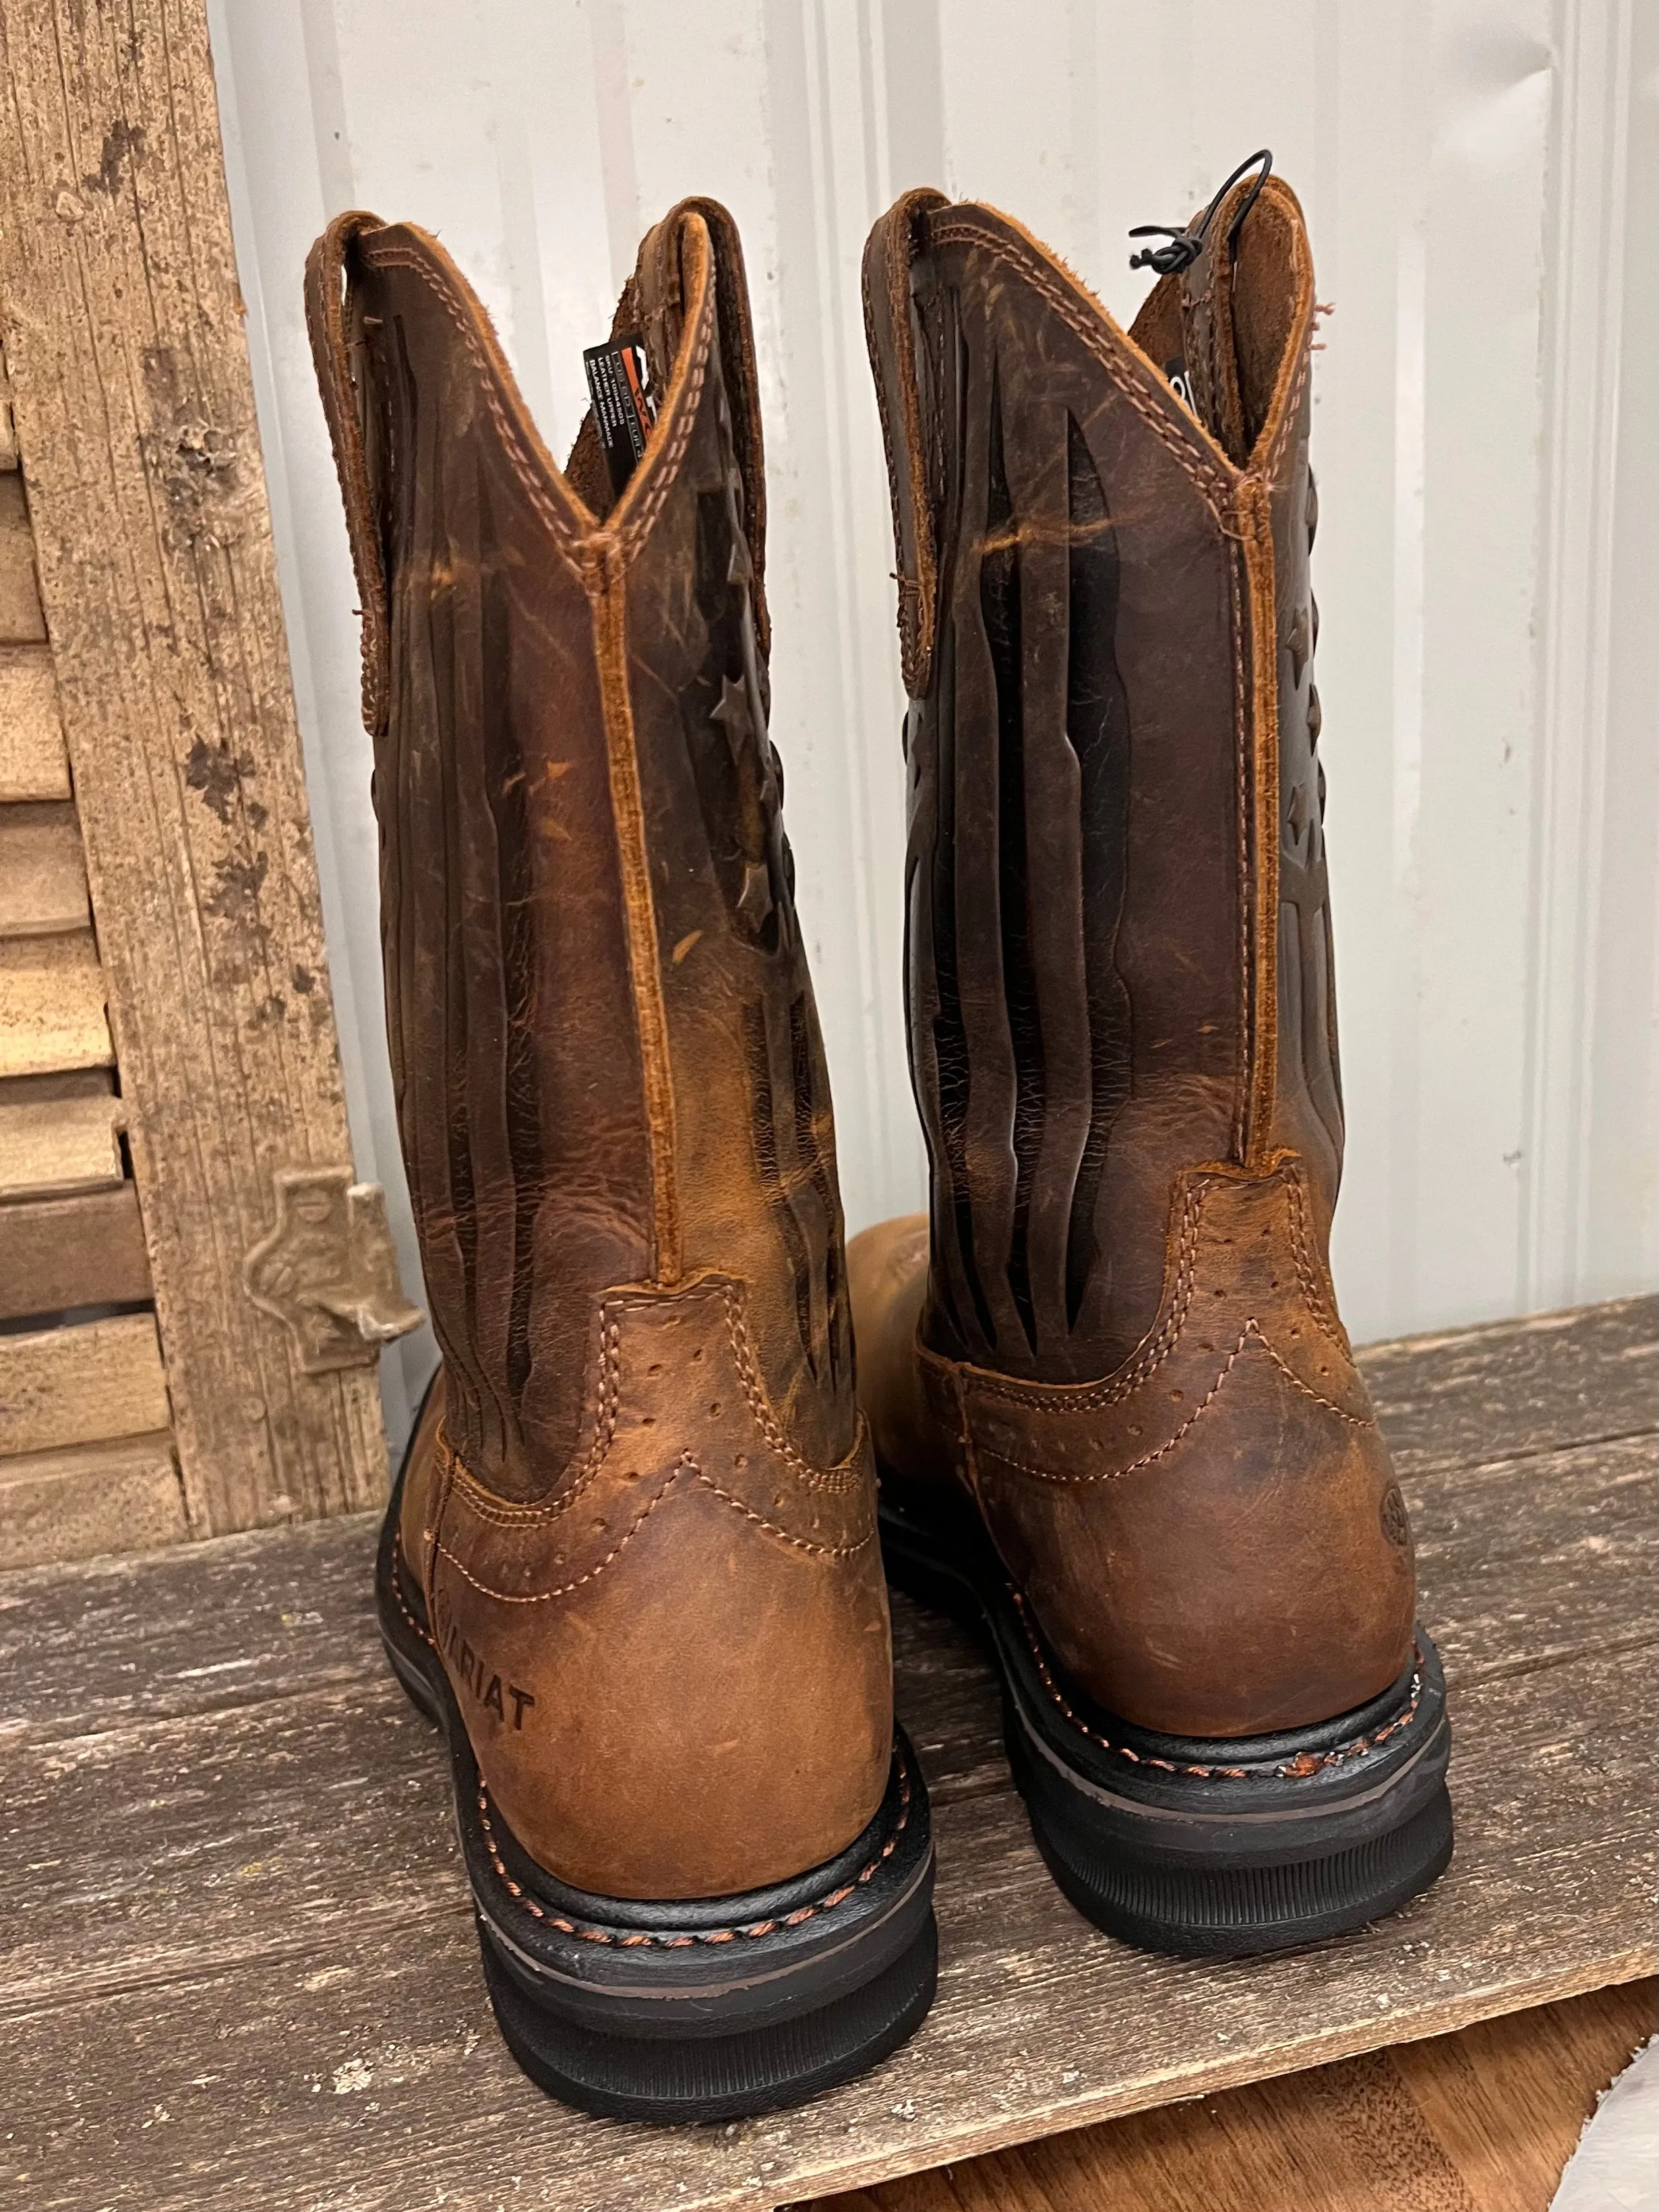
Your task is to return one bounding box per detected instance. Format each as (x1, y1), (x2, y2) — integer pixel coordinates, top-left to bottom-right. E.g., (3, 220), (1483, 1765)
(395, 1537), (915, 1940)
(1011, 1591), (1425, 1782)
(474, 1761), (912, 1946)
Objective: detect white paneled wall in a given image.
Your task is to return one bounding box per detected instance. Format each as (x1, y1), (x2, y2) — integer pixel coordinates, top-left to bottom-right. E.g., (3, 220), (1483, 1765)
(208, 0), (1657, 1450)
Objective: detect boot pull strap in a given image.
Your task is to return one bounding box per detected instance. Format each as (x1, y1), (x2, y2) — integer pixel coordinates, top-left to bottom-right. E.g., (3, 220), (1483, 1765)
(862, 189), (948, 700)
(304, 210), (391, 738)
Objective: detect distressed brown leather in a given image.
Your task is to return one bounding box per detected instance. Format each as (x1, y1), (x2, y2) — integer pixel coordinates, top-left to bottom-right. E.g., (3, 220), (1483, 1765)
(853, 175), (1415, 1738)
(308, 199), (890, 1898)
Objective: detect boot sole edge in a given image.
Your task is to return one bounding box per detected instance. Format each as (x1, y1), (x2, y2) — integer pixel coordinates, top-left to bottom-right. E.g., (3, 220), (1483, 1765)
(878, 1476), (1453, 1957)
(376, 1457), (937, 2123)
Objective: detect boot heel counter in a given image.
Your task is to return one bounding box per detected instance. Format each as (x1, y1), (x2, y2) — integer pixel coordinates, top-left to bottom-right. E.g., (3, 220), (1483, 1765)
(426, 1276), (892, 1900)
(957, 1157), (1417, 1737)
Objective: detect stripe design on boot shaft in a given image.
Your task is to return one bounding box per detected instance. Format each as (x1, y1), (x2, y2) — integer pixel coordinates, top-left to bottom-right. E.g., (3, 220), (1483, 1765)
(866, 189), (1324, 1386)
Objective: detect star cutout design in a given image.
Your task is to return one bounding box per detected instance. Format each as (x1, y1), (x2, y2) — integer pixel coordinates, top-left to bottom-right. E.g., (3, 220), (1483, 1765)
(711, 673), (756, 764)
(735, 860), (773, 933)
(1288, 780), (1308, 847)
(1288, 605), (1312, 686)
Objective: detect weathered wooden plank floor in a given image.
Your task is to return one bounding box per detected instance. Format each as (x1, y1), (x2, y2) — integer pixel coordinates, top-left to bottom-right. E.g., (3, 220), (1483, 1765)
(2, 1297), (1654, 2212)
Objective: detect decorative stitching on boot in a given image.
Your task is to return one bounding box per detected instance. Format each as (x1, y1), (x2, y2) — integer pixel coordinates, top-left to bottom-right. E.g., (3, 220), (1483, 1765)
(360, 239), (715, 576)
(719, 1283), (870, 1489)
(928, 216), (1233, 510)
(437, 1312), (626, 1528)
(436, 1281), (867, 1533)
(929, 1181), (1207, 1417)
(1009, 1589), (1424, 1782)
(691, 1468), (874, 1557)
(975, 1319), (1373, 1487)
(1285, 1172), (1352, 1349)
(1262, 321), (1315, 479)
(433, 1462), (685, 1601)
(433, 1444), (873, 1602)
(1229, 539), (1251, 1159)
(474, 1757), (913, 1945)
(359, 243), (584, 565)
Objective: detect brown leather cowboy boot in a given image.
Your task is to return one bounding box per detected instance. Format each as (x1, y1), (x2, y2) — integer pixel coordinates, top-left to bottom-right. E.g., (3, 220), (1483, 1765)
(852, 156), (1450, 1956)
(305, 197), (934, 2120)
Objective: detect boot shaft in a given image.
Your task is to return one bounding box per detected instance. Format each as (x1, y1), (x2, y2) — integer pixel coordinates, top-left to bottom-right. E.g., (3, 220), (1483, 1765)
(865, 174), (1339, 1386)
(307, 202), (853, 1496)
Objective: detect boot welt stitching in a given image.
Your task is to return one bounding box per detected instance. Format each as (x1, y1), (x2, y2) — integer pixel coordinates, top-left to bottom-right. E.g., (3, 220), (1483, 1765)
(473, 1760), (911, 1945)
(974, 1320), (1373, 1488)
(392, 1538), (911, 1939)
(1008, 1587), (1425, 1781)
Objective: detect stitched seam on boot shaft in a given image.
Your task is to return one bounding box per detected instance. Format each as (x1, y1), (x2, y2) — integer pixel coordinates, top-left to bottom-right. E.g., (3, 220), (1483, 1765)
(1009, 1589), (1425, 1781)
(432, 1450), (874, 1601)
(1287, 1172), (1350, 1349)
(718, 1283), (869, 1488)
(928, 1157), (1353, 1414)
(975, 1318), (1373, 1487)
(1240, 479), (1281, 1169)
(922, 1179), (1205, 1415)
(861, 245), (919, 694)
(589, 546), (682, 1283)
(305, 214), (392, 733)
(388, 1542), (910, 1934)
(357, 242), (585, 570)
(355, 237), (720, 579)
(593, 276), (717, 1287)
(1229, 543), (1250, 1159)
(927, 216), (1234, 511)
(435, 1282), (868, 1529)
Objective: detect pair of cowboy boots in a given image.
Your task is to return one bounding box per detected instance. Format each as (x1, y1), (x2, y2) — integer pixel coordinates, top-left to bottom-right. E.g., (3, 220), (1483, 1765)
(304, 156), (1450, 2126)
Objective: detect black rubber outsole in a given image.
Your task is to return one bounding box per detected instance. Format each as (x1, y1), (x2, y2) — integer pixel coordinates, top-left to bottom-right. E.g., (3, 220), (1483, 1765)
(879, 1472), (1453, 1959)
(377, 1448), (937, 2123)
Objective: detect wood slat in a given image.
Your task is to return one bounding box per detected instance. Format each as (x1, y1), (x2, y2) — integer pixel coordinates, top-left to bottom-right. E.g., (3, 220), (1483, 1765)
(0, 929), (111, 1076)
(0, 1431), (184, 1570)
(809, 1980), (1659, 2212)
(0, 1301), (1651, 2212)
(0, 1089), (123, 1200)
(0, 0), (390, 1533)
(0, 470), (43, 640)
(0, 1183), (150, 1320)
(0, 1310), (168, 1456)
(0, 644), (70, 801)
(1360, 1294), (1658, 1474)
(0, 799), (88, 936)
(0, 347), (17, 470)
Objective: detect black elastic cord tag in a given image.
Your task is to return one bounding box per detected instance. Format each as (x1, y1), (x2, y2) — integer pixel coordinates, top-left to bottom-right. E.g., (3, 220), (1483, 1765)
(582, 334), (659, 497)
(1128, 148), (1273, 276)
